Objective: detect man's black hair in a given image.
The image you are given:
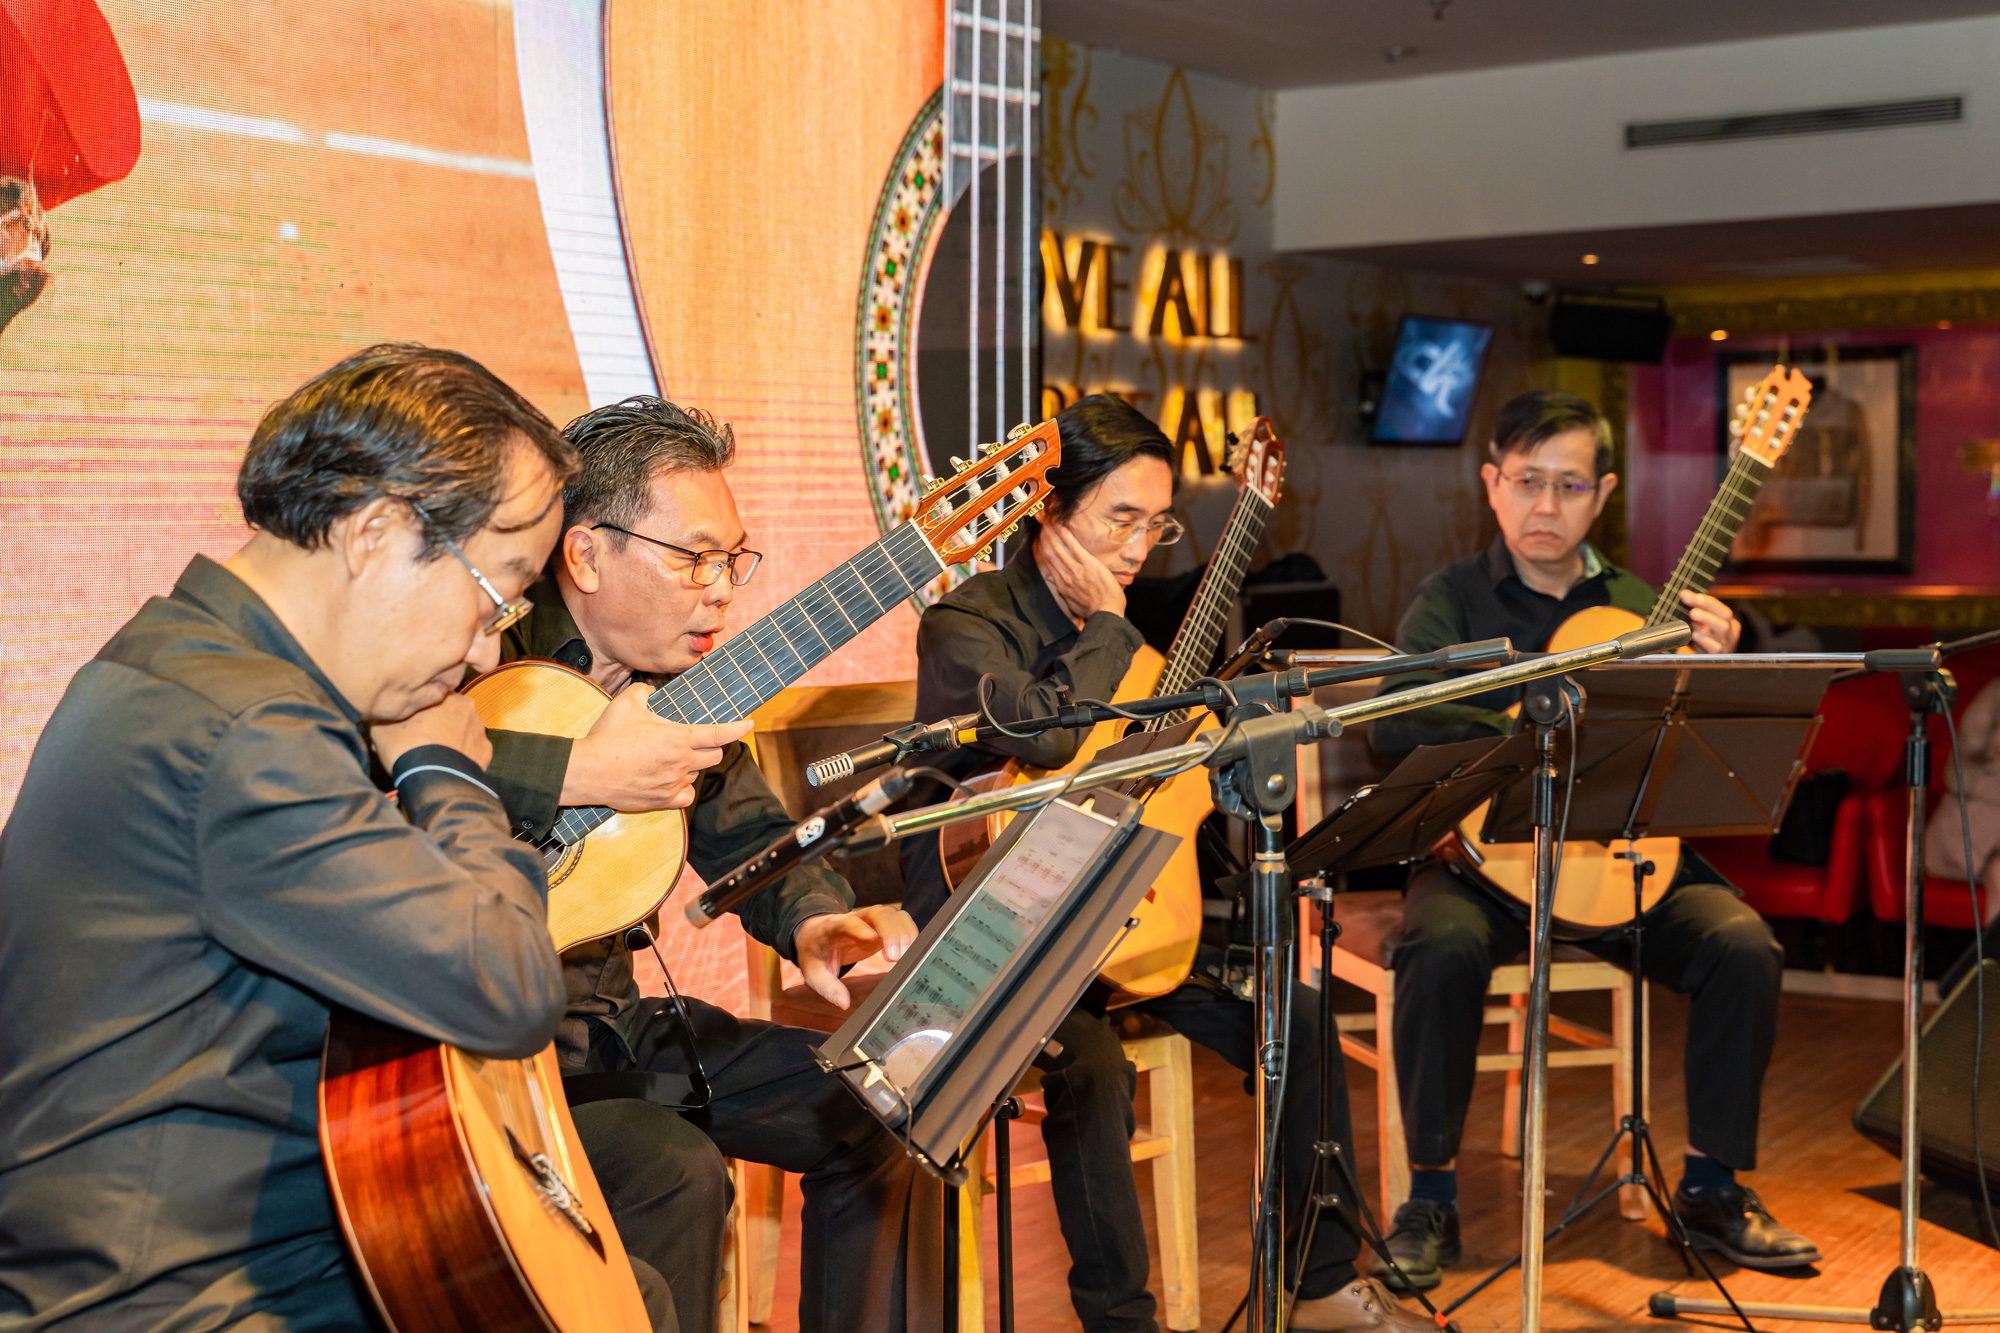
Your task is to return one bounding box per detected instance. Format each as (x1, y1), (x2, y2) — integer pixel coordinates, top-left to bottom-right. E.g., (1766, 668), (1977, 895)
(1046, 393), (1177, 520)
(557, 396), (737, 547)
(1489, 389), (1613, 478)
(237, 343), (576, 557)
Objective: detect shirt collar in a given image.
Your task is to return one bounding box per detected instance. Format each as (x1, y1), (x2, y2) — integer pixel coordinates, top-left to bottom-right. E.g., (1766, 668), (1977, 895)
(1487, 536), (1610, 594)
(503, 567), (596, 674)
(171, 555), (362, 723)
(1007, 523), (1083, 648)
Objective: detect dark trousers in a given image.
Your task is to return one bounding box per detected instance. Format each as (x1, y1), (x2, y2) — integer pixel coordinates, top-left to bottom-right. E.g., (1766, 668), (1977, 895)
(1391, 863), (1784, 1171)
(1036, 969), (1361, 1333)
(573, 996), (914, 1333)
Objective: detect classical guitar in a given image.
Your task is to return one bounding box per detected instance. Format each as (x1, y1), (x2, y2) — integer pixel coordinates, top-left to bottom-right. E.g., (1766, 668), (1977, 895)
(1445, 365), (1813, 934)
(467, 421), (1059, 952)
(940, 419), (1287, 1002)
(321, 1017), (651, 1333)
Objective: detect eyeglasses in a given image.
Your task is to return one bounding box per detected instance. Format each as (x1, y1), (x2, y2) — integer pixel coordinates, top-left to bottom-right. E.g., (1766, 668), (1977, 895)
(1091, 513), (1186, 547)
(408, 503), (534, 636)
(594, 524), (764, 587)
(1497, 470), (1599, 503)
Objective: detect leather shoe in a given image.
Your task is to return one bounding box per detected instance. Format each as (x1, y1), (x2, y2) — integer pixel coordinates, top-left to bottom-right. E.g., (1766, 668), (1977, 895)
(1289, 1276), (1440, 1331)
(1369, 1198), (1459, 1292)
(1672, 1182), (1821, 1269)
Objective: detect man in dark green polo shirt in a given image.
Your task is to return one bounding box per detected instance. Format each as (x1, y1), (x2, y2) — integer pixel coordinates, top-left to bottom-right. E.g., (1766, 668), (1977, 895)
(480, 396), (917, 1333)
(1368, 389), (1819, 1291)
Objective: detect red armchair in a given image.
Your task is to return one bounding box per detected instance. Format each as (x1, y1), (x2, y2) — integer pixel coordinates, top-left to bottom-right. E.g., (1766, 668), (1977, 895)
(1860, 787), (2000, 930)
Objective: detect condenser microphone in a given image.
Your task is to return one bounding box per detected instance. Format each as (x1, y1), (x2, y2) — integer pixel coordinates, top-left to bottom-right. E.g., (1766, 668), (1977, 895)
(685, 767), (914, 927)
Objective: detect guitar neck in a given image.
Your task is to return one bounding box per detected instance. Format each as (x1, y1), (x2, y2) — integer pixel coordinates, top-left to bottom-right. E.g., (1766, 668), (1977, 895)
(1643, 449), (1772, 629)
(648, 522), (944, 723)
(1150, 485), (1275, 718)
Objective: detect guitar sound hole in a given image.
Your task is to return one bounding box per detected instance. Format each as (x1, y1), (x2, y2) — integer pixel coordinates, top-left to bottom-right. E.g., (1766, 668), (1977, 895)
(542, 839), (582, 886)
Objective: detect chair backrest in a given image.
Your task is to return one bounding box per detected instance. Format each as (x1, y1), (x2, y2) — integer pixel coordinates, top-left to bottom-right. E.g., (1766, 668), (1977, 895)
(747, 681), (918, 908)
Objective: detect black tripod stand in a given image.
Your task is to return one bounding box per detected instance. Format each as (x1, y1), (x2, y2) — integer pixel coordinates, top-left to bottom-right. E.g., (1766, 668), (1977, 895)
(1653, 659), (2000, 1330)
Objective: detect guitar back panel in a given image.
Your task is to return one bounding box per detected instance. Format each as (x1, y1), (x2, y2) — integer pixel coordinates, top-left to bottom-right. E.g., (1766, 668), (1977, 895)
(321, 1019), (650, 1333)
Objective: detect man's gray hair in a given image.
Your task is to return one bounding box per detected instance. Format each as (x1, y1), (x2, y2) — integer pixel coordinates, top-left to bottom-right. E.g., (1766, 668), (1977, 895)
(558, 395), (737, 542)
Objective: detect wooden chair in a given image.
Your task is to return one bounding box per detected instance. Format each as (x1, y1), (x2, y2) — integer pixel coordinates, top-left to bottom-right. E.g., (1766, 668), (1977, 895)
(739, 680), (1201, 1331)
(1310, 892), (1650, 1225)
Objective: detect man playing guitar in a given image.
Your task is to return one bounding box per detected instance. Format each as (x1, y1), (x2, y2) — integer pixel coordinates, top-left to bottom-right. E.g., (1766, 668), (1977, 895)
(480, 396), (918, 1333)
(0, 346), (592, 1329)
(902, 394), (1431, 1333)
(1368, 389), (1819, 1291)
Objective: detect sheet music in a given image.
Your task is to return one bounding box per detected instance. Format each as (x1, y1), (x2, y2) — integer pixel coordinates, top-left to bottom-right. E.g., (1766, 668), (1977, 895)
(858, 798), (1116, 1088)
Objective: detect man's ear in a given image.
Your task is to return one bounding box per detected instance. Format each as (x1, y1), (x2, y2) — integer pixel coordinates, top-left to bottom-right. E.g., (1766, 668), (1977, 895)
(338, 496), (410, 580)
(562, 524), (603, 593)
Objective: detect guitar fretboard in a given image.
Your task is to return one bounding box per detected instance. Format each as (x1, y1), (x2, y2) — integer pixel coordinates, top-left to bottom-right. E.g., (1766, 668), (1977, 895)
(1148, 486), (1275, 729)
(1644, 449), (1772, 629)
(549, 522), (944, 845)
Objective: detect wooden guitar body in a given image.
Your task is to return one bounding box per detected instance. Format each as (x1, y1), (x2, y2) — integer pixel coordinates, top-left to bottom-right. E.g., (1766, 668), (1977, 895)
(1452, 606), (1683, 935)
(464, 660), (689, 953)
(320, 1017), (651, 1333)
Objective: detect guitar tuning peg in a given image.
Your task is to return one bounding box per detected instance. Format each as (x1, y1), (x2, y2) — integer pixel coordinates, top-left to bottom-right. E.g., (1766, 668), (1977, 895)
(1007, 422), (1032, 441)
(950, 455), (967, 470)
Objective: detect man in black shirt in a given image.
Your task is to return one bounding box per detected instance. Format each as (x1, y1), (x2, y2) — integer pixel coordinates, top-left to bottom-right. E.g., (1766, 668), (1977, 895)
(904, 395), (1431, 1333)
(0, 346), (585, 1330)
(480, 397), (918, 1333)
(1369, 389), (1819, 1291)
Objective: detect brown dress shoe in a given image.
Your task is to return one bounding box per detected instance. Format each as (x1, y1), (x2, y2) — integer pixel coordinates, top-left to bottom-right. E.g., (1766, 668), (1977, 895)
(1289, 1276), (1441, 1331)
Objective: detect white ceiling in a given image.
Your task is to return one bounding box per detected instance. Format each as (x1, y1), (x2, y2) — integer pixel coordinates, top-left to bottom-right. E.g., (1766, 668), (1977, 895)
(1042, 0), (2000, 90)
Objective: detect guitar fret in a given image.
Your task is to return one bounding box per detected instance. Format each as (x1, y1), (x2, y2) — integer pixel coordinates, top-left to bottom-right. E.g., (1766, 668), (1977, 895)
(1644, 452), (1772, 627)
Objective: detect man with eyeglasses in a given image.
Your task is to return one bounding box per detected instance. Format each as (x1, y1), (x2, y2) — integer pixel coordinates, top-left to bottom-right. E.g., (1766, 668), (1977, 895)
(1365, 389), (1818, 1293)
(900, 394), (1428, 1333)
(478, 395), (917, 1333)
(0, 345), (618, 1329)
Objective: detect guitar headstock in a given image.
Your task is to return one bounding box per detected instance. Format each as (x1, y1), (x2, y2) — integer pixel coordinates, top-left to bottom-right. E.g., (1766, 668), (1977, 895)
(1730, 366), (1813, 467)
(1227, 416), (1286, 506)
(914, 420), (1061, 564)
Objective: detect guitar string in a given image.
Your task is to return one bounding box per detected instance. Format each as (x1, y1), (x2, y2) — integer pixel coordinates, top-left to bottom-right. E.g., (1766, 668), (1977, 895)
(1154, 487), (1272, 699)
(1653, 387), (1792, 615)
(1150, 489), (1272, 725)
(546, 522), (946, 844)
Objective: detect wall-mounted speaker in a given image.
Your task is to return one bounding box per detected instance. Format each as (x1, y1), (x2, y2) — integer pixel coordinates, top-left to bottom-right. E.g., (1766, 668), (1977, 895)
(1548, 292), (1671, 364)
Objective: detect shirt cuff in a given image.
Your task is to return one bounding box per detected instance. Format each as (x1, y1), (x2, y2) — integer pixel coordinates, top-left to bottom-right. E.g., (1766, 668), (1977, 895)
(485, 729), (573, 841)
(390, 745), (503, 808)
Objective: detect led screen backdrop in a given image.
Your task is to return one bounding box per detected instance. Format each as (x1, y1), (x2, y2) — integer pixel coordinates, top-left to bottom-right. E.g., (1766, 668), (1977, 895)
(0, 0), (941, 823)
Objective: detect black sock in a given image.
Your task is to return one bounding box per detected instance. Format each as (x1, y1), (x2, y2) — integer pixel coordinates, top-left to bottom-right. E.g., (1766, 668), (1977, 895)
(1678, 1153), (1734, 1196)
(1408, 1167), (1457, 1207)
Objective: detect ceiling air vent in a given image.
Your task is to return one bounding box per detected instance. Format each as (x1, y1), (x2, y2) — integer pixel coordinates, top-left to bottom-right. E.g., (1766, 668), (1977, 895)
(1626, 95), (1962, 149)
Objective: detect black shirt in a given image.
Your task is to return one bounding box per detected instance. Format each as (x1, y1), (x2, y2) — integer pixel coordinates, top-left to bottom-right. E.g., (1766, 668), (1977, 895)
(1371, 537), (1658, 754)
(0, 557), (564, 1331)
(481, 572), (853, 1066)
(898, 537), (1145, 925)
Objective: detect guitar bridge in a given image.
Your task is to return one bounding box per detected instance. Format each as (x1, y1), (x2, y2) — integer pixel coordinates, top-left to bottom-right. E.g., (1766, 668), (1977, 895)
(506, 1126), (606, 1259)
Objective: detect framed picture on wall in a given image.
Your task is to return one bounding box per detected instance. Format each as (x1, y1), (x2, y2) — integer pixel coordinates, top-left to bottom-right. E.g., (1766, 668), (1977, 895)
(1716, 344), (1916, 575)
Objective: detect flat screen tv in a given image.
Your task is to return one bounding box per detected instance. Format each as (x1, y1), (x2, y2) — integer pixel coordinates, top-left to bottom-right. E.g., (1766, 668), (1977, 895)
(1369, 316), (1494, 446)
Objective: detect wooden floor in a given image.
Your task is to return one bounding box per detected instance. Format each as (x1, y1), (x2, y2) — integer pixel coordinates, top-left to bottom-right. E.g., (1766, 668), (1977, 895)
(754, 987), (2000, 1331)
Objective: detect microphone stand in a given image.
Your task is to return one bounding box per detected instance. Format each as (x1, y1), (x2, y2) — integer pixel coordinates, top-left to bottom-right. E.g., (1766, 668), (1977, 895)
(1653, 640), (2000, 1331)
(836, 621), (1689, 1333)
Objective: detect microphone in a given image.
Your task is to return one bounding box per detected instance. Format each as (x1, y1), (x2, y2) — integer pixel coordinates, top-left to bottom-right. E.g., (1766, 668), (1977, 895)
(685, 768), (914, 928)
(805, 714), (979, 787)
(1614, 622), (1694, 658)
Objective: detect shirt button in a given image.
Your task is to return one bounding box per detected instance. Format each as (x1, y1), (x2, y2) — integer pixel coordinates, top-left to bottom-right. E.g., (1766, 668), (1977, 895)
(518, 819), (535, 830)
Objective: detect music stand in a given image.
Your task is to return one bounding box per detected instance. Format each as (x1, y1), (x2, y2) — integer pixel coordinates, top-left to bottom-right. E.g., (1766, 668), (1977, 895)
(1448, 660), (1837, 1331)
(1282, 732), (1535, 1327)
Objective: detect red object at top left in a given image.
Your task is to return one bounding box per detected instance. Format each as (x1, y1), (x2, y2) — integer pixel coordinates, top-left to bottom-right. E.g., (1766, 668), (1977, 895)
(0, 0), (140, 211)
